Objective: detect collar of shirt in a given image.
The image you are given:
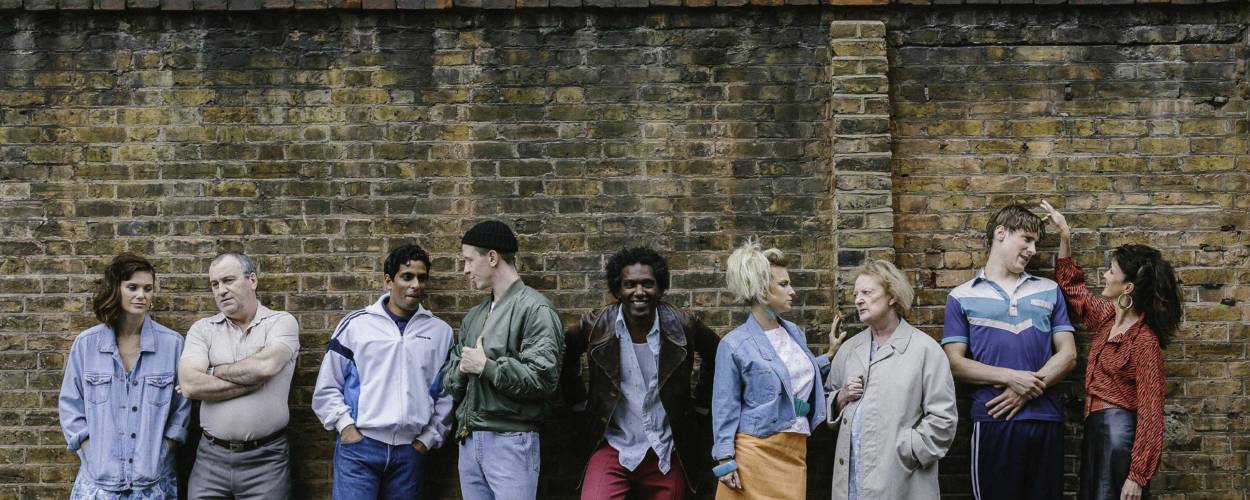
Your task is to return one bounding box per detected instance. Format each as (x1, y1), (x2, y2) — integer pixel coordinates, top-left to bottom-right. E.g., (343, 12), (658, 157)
(207, 303), (281, 332)
(972, 267), (1040, 296)
(374, 294), (431, 318)
(95, 315), (158, 354)
(763, 326), (788, 340)
(382, 298), (411, 326)
(489, 278), (526, 311)
(614, 305), (661, 356)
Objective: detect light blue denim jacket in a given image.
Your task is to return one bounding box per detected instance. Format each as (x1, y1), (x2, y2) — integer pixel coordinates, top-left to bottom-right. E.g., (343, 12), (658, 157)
(711, 315), (830, 461)
(58, 317), (190, 491)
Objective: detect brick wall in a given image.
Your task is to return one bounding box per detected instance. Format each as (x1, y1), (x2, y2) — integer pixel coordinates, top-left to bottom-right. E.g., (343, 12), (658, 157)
(0, 4), (1246, 499)
(888, 7), (1250, 498)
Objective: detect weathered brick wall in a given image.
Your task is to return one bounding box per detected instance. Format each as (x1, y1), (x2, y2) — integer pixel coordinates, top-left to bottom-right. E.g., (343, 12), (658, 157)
(889, 6), (1250, 498)
(0, 4), (1246, 500)
(0, 10), (850, 498)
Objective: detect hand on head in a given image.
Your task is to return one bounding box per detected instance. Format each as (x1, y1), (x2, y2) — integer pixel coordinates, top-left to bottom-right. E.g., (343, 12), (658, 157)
(1038, 200), (1070, 235)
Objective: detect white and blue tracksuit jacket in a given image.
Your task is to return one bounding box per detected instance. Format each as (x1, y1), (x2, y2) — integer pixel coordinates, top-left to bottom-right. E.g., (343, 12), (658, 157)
(312, 296), (454, 449)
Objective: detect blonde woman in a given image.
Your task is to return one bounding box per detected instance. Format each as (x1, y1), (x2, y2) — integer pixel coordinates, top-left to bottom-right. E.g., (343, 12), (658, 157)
(826, 260), (957, 500)
(711, 240), (835, 499)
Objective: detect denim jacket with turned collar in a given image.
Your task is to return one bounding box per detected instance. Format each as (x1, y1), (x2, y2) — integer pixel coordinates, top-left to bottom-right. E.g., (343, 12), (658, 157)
(711, 314), (830, 461)
(58, 317), (190, 491)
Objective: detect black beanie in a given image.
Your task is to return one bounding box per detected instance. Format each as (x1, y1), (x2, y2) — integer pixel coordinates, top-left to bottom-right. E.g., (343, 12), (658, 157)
(461, 220), (518, 253)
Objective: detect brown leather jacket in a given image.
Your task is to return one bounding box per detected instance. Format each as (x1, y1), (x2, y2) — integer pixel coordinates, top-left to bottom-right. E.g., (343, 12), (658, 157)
(561, 302), (720, 494)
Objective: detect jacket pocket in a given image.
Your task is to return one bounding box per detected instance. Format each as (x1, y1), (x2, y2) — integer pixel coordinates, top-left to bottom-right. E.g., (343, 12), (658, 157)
(84, 372), (112, 405)
(476, 389), (541, 422)
(743, 369), (779, 407)
(144, 374), (174, 407)
(895, 430), (921, 472)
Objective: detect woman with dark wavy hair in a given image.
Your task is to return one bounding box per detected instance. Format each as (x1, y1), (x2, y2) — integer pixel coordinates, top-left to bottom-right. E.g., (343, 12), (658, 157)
(59, 253), (190, 499)
(1040, 201), (1182, 500)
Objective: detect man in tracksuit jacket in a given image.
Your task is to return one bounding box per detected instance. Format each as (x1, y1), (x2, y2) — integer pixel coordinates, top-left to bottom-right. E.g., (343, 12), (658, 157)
(442, 220), (564, 500)
(313, 244), (454, 500)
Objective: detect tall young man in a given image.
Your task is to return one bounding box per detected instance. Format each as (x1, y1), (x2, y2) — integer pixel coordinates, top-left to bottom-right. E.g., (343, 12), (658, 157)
(442, 220), (564, 500)
(313, 244), (454, 499)
(942, 204), (1078, 500)
(561, 247), (720, 500)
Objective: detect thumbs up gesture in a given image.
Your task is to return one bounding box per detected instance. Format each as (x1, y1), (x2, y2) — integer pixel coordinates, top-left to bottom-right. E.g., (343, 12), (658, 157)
(459, 336), (488, 375)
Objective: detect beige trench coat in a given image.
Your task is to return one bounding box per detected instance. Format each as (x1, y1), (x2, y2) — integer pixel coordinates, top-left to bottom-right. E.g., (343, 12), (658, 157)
(825, 320), (957, 500)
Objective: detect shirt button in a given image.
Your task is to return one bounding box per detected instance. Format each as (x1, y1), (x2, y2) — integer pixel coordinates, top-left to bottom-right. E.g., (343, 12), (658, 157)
(128, 458), (133, 463)
(131, 433), (136, 439)
(839, 458), (845, 465)
(131, 406), (138, 412)
(132, 380), (138, 386)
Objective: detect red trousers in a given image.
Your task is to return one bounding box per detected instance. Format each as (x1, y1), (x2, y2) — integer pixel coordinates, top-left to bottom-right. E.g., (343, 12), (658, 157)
(580, 443), (687, 500)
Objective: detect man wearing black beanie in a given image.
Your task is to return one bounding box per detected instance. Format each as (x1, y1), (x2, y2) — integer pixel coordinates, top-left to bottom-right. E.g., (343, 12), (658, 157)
(442, 220), (564, 500)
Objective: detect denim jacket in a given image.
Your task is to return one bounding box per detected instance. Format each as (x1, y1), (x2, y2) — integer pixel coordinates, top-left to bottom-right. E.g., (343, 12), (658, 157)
(711, 315), (829, 460)
(58, 317), (190, 490)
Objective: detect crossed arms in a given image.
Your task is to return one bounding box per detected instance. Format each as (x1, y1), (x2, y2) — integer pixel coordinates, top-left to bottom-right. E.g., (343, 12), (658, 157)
(178, 343), (292, 401)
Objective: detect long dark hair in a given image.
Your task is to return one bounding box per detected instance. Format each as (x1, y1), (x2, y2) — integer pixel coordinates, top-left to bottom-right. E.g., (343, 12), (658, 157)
(1111, 244), (1182, 348)
(92, 253), (156, 332)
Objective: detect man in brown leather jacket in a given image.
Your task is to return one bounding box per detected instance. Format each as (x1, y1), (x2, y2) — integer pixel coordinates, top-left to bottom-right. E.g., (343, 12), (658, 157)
(561, 247), (721, 500)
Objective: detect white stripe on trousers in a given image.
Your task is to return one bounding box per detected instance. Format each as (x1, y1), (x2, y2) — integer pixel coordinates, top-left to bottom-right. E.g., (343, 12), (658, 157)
(971, 422), (981, 500)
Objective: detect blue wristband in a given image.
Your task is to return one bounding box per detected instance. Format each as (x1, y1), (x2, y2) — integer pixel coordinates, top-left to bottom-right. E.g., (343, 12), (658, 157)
(712, 460), (738, 477)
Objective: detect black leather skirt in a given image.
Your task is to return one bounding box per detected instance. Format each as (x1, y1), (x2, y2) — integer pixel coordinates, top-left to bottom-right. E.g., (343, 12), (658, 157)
(1079, 408), (1150, 500)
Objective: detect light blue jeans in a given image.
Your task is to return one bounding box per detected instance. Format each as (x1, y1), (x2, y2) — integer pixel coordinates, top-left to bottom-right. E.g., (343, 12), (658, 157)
(458, 431), (540, 500)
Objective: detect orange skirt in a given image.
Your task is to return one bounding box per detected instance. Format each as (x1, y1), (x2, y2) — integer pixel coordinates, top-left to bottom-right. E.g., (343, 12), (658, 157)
(716, 432), (807, 500)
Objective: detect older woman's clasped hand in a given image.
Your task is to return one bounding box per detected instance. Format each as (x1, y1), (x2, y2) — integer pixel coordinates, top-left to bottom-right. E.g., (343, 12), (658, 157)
(836, 375), (863, 409)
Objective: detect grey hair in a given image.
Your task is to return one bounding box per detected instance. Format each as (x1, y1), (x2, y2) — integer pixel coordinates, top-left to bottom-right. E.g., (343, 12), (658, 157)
(210, 252), (258, 276)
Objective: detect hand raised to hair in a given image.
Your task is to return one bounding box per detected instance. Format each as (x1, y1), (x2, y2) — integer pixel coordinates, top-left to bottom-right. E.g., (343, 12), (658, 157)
(1039, 200), (1070, 236)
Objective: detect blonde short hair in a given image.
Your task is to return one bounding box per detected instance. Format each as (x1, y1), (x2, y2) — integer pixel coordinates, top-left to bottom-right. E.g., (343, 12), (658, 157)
(852, 259), (913, 318)
(726, 240), (789, 306)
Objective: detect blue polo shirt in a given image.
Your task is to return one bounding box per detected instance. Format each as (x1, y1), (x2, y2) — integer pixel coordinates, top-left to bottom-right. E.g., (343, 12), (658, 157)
(942, 269), (1075, 422)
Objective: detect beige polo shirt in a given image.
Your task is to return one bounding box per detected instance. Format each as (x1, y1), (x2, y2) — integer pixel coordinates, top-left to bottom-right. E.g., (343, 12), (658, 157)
(182, 305), (299, 441)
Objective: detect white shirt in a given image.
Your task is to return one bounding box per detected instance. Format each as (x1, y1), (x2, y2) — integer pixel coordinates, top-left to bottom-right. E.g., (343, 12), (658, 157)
(604, 308), (673, 472)
(764, 326), (815, 435)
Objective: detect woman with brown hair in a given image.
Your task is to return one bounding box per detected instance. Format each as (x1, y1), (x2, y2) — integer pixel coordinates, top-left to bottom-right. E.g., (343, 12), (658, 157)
(59, 253), (190, 499)
(1041, 201), (1182, 500)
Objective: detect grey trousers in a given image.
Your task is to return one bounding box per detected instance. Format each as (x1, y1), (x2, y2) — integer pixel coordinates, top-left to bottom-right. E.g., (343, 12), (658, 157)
(188, 434), (291, 500)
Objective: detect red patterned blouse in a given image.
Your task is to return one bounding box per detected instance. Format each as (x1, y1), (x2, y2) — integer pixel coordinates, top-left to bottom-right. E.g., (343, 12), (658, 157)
(1054, 257), (1165, 486)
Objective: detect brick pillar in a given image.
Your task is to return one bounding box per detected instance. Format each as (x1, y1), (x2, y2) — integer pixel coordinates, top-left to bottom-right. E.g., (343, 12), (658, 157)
(829, 20), (893, 297)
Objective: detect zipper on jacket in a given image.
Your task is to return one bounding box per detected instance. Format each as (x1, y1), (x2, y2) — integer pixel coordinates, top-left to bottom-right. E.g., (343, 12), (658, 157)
(398, 315), (409, 445)
(457, 309), (486, 440)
